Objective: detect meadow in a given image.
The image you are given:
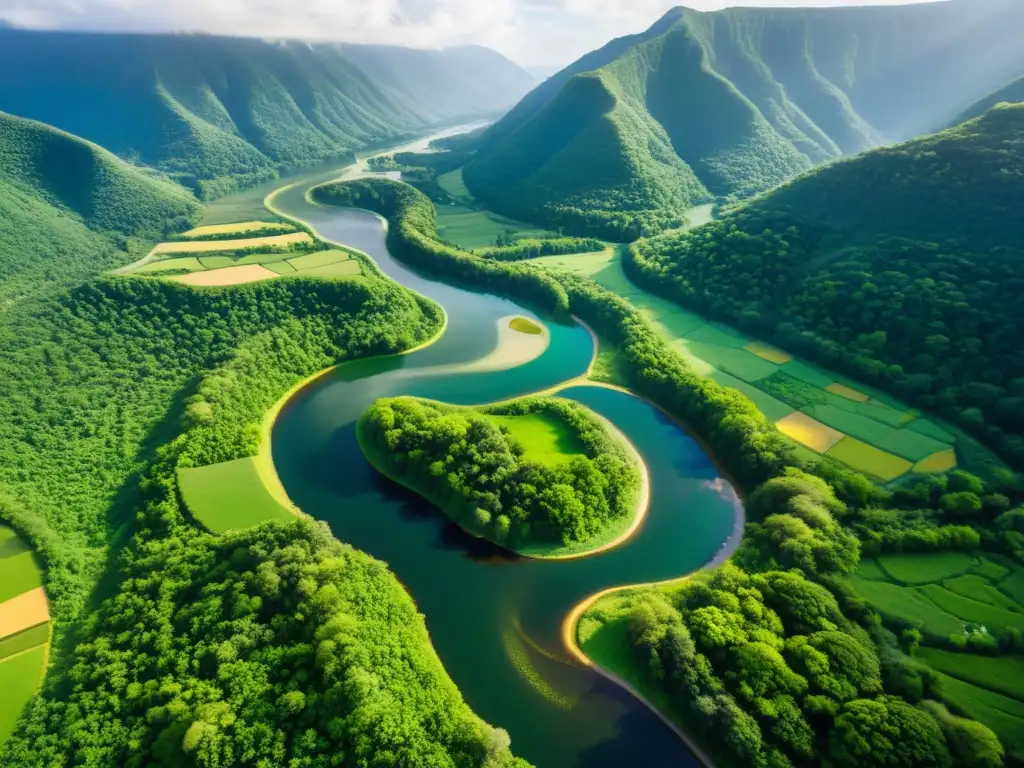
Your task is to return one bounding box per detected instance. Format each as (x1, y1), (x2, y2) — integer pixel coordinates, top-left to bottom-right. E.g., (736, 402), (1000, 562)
(489, 412), (586, 468)
(177, 457), (294, 534)
(526, 248), (1002, 483)
(435, 203), (555, 251)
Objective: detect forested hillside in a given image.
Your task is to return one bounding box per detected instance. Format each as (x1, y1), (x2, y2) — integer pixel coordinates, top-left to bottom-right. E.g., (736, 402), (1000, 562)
(630, 104), (1024, 465)
(0, 29), (531, 200)
(0, 111), (199, 302)
(464, 0), (1024, 238)
(955, 73), (1024, 124)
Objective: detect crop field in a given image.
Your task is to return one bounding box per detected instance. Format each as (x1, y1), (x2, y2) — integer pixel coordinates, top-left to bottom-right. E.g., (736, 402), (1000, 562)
(0, 624), (49, 662)
(180, 221), (296, 239)
(489, 412), (586, 468)
(178, 457), (294, 534)
(174, 265), (279, 287)
(919, 647), (1024, 704)
(152, 232), (313, 254)
(932, 671), (1024, 760)
(438, 168), (472, 202)
(435, 203), (554, 250)
(524, 248), (1008, 482)
(0, 527), (43, 604)
(876, 551), (974, 584)
(0, 644), (48, 743)
(848, 575), (964, 637)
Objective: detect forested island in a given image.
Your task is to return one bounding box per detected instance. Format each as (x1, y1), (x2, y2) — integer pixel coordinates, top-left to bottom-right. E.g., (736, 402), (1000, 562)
(358, 396), (644, 557)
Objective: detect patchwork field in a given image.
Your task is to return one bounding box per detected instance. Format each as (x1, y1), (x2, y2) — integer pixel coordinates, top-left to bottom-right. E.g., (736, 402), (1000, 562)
(179, 221), (297, 239)
(526, 248), (1004, 482)
(152, 232), (313, 254)
(0, 527), (50, 748)
(848, 550), (1024, 754)
(178, 456), (295, 534)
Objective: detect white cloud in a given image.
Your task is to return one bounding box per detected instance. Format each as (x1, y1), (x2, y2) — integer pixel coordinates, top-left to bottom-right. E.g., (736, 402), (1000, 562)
(0, 0), (948, 67)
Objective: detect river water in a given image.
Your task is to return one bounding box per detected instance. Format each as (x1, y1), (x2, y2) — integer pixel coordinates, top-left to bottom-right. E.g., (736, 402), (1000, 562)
(268, 141), (742, 768)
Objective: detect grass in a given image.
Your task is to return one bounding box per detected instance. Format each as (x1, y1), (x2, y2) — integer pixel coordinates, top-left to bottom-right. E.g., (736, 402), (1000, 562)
(847, 575), (963, 638)
(197, 255), (238, 270)
(826, 382), (870, 402)
(879, 429), (950, 462)
(808, 405), (896, 445)
(173, 265), (279, 287)
(972, 558), (1010, 582)
(0, 623), (48, 662)
(178, 457), (294, 534)
(292, 261), (363, 279)
(136, 257), (204, 274)
(933, 671), (1024, 759)
(915, 449), (958, 474)
(920, 648), (1024, 703)
(437, 168), (472, 202)
(0, 527), (43, 605)
(745, 342), (792, 365)
(918, 584), (1023, 631)
(509, 317), (544, 335)
(687, 343), (778, 382)
(876, 551), (975, 585)
(435, 204), (553, 250)
(0, 644), (47, 744)
(943, 575), (1021, 611)
(589, 344), (632, 389)
(826, 437), (912, 481)
(709, 371), (795, 422)
(266, 261), (297, 275)
(777, 412), (845, 453)
(1000, 569), (1024, 605)
(855, 557), (891, 581)
(152, 232), (313, 254)
(181, 221), (295, 238)
(489, 413), (586, 468)
(286, 249), (351, 270)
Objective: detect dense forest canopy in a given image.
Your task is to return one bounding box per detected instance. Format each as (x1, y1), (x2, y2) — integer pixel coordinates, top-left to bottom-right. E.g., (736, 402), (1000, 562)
(359, 397), (641, 550)
(0, 29), (532, 199)
(630, 104), (1024, 466)
(462, 0), (1024, 239)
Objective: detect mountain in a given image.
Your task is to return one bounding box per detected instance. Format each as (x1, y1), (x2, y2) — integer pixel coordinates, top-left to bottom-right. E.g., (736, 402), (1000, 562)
(629, 103), (1024, 462)
(955, 73), (1024, 124)
(339, 44), (535, 121)
(0, 111), (199, 302)
(0, 30), (532, 200)
(464, 0), (1024, 239)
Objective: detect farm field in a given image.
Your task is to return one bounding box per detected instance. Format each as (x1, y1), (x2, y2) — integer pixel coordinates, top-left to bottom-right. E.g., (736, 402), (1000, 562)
(526, 248), (1003, 482)
(848, 551), (1024, 754)
(437, 168), (472, 202)
(152, 232), (313, 254)
(179, 220), (297, 239)
(435, 203), (555, 250)
(0, 527), (50, 749)
(178, 456), (294, 534)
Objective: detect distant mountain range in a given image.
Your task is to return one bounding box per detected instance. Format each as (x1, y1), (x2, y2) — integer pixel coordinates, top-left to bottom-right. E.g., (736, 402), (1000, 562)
(955, 73), (1024, 125)
(0, 30), (533, 199)
(463, 0), (1024, 238)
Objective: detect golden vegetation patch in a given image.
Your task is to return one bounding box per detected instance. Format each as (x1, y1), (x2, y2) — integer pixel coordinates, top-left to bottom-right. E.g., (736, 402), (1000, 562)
(826, 382), (871, 403)
(777, 412), (845, 453)
(914, 448), (958, 474)
(744, 342), (793, 365)
(827, 437), (913, 482)
(180, 221), (293, 238)
(172, 265), (279, 287)
(509, 317), (544, 335)
(153, 232), (312, 254)
(0, 588), (49, 640)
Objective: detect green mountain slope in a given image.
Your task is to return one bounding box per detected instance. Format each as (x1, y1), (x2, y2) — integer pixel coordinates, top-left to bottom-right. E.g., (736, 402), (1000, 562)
(0, 111), (199, 302)
(630, 103), (1024, 464)
(339, 44), (535, 121)
(955, 73), (1024, 124)
(0, 30), (531, 200)
(465, 0), (1024, 238)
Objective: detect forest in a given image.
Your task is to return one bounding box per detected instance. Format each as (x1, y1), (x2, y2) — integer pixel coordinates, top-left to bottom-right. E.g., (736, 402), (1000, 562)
(630, 104), (1024, 468)
(358, 397), (641, 551)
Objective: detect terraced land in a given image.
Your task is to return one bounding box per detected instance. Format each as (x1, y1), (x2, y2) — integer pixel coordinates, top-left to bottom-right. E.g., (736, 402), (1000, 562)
(0, 527), (50, 745)
(848, 551), (1024, 758)
(526, 248), (1002, 482)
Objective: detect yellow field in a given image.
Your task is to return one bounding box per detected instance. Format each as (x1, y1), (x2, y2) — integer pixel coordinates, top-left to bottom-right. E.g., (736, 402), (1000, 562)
(828, 437), (913, 481)
(0, 588), (49, 639)
(173, 265), (278, 287)
(826, 382), (871, 403)
(777, 412), (844, 453)
(914, 448), (958, 474)
(153, 232), (312, 254)
(745, 342), (792, 365)
(180, 221), (292, 238)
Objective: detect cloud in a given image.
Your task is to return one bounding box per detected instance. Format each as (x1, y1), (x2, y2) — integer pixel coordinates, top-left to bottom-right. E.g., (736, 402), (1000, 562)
(0, 0), (945, 67)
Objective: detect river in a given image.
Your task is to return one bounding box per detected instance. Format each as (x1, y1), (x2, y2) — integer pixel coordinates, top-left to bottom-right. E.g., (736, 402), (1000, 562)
(267, 130), (742, 767)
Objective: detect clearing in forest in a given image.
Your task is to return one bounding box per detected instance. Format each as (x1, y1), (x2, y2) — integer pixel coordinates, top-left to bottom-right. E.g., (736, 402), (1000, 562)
(153, 232), (312, 254)
(0, 527), (43, 604)
(435, 203), (554, 251)
(490, 412), (587, 468)
(173, 265), (279, 286)
(178, 456), (294, 534)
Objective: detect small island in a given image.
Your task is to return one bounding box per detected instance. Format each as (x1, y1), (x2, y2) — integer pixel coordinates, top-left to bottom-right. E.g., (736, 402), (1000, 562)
(357, 395), (646, 558)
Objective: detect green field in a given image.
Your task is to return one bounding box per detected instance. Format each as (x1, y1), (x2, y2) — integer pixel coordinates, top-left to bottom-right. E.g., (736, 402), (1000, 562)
(524, 247), (1007, 481)
(286, 249), (352, 270)
(438, 168), (472, 202)
(0, 644), (47, 743)
(0, 624), (48, 662)
(128, 245), (363, 283)
(490, 413), (586, 468)
(847, 575), (964, 638)
(919, 647), (1024, 703)
(0, 527), (43, 605)
(178, 457), (294, 534)
(932, 670), (1024, 760)
(919, 584), (1023, 631)
(877, 551), (974, 584)
(435, 204), (554, 251)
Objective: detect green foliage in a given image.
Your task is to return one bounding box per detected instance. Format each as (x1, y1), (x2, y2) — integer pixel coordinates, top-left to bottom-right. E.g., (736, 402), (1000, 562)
(630, 104), (1024, 467)
(829, 695), (951, 767)
(954, 74), (1024, 125)
(359, 397), (641, 550)
(177, 458), (293, 534)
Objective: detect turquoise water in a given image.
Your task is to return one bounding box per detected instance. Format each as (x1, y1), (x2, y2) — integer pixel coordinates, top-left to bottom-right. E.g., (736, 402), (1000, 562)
(270, 169), (742, 767)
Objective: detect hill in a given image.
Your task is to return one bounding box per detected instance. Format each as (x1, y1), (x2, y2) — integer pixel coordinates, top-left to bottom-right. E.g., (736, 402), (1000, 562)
(0, 30), (532, 200)
(339, 44), (535, 121)
(955, 73), (1024, 124)
(464, 0), (1024, 239)
(629, 103), (1024, 465)
(0, 111), (199, 302)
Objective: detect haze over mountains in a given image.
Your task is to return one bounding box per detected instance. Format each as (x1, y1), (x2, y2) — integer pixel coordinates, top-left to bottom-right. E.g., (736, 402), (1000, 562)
(0, 29), (534, 200)
(463, 0), (1024, 238)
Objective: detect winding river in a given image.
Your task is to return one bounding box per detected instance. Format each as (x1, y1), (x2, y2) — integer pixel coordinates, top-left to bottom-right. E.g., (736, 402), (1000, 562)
(267, 137), (743, 767)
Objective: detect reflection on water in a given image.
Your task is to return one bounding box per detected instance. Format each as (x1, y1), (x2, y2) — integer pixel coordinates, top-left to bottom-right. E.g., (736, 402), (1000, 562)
(270, 163), (740, 768)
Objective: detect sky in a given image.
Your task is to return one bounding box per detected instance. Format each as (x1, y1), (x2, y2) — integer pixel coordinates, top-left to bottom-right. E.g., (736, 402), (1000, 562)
(0, 0), (947, 68)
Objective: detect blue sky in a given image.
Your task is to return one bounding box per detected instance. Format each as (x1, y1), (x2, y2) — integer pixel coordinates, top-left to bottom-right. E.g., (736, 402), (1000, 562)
(0, 0), (948, 68)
